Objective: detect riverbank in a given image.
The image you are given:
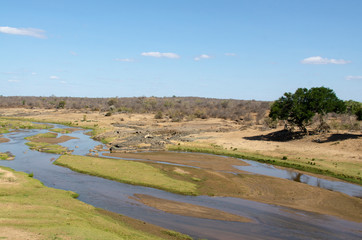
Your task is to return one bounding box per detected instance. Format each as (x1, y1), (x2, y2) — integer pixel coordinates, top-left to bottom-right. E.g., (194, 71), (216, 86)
(0, 108), (360, 185)
(0, 166), (192, 240)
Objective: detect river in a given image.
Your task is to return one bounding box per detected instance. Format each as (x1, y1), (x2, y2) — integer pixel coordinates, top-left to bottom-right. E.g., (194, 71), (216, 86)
(0, 123), (361, 240)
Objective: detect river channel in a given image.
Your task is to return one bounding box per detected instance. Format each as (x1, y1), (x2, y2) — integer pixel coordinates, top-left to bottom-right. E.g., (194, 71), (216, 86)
(0, 123), (361, 240)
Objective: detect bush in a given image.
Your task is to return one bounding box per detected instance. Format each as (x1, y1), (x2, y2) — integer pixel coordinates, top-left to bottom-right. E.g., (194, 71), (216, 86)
(154, 111), (163, 119)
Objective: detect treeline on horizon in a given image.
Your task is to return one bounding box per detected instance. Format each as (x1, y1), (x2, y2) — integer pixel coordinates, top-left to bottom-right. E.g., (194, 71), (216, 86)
(0, 96), (270, 122)
(0, 95), (360, 131)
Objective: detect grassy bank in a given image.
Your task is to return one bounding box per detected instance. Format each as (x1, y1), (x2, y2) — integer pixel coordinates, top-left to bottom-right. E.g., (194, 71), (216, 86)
(55, 155), (198, 195)
(0, 166), (191, 240)
(1, 117), (111, 143)
(0, 118), (51, 133)
(168, 143), (362, 185)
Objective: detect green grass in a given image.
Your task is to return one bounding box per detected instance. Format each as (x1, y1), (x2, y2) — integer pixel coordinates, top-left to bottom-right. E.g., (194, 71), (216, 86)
(55, 155), (198, 195)
(25, 141), (70, 155)
(0, 152), (10, 160)
(0, 118), (51, 130)
(0, 166), (185, 240)
(25, 132), (58, 140)
(163, 230), (193, 240)
(0, 128), (10, 134)
(0, 152), (14, 161)
(168, 143), (362, 185)
(50, 128), (71, 134)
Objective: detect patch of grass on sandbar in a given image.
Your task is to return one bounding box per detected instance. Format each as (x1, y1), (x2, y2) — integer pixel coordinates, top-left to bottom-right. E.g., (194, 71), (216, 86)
(0, 152), (14, 160)
(168, 142), (362, 185)
(55, 155), (197, 195)
(25, 132), (58, 140)
(0, 166), (188, 240)
(50, 128), (71, 134)
(25, 141), (70, 154)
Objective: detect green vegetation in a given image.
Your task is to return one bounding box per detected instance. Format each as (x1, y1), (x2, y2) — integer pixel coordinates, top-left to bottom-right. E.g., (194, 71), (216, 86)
(50, 128), (71, 134)
(0, 166), (187, 240)
(168, 143), (362, 185)
(270, 87), (345, 132)
(57, 100), (66, 109)
(0, 152), (14, 160)
(25, 132), (57, 140)
(25, 141), (70, 154)
(0, 118), (51, 133)
(162, 230), (193, 240)
(345, 100), (362, 120)
(55, 155), (198, 195)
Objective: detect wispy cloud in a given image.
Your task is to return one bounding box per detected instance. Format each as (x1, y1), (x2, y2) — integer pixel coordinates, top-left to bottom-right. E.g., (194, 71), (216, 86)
(0, 26), (46, 38)
(60, 81), (67, 84)
(224, 53), (236, 56)
(50, 76), (59, 79)
(8, 79), (19, 83)
(141, 52), (180, 59)
(345, 75), (362, 80)
(194, 54), (211, 61)
(70, 51), (77, 56)
(301, 56), (351, 65)
(114, 58), (135, 62)
(31, 72), (37, 75)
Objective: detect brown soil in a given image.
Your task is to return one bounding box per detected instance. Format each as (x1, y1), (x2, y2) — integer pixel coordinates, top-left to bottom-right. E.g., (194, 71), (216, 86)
(104, 151), (249, 173)
(131, 194), (253, 223)
(0, 227), (40, 240)
(0, 137), (10, 143)
(30, 135), (78, 144)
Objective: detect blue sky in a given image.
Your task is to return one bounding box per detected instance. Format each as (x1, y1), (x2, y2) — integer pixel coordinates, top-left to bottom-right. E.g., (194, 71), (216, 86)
(1, 0), (361, 101)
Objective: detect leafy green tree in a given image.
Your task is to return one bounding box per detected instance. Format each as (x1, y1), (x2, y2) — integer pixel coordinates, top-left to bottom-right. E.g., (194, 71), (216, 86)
(345, 100), (362, 121)
(57, 100), (66, 109)
(269, 87), (345, 133)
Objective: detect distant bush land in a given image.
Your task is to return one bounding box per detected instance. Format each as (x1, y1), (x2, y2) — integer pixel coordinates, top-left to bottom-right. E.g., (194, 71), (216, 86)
(0, 96), (270, 122)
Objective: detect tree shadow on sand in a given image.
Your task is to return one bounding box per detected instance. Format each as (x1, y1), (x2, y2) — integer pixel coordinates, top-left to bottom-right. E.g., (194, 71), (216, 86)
(243, 130), (305, 142)
(244, 130), (362, 143)
(313, 133), (362, 143)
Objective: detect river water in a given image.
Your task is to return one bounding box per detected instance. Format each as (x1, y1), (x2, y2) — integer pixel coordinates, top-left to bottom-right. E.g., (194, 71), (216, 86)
(0, 124), (361, 240)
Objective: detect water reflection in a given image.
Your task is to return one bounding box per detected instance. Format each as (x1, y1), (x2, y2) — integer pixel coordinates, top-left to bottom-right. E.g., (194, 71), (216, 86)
(235, 160), (362, 198)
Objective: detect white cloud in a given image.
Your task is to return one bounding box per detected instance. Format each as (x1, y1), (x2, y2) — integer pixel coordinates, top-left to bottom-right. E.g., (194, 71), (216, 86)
(194, 54), (211, 61)
(115, 58), (135, 62)
(345, 75), (362, 80)
(60, 81), (67, 84)
(141, 52), (180, 59)
(8, 79), (19, 82)
(0, 26), (46, 38)
(31, 72), (37, 75)
(70, 51), (77, 56)
(50, 76), (59, 79)
(224, 53), (236, 56)
(301, 56), (351, 65)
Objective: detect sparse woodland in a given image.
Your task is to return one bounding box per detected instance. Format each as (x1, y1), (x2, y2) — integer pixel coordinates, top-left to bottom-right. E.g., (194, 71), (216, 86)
(0, 96), (360, 131)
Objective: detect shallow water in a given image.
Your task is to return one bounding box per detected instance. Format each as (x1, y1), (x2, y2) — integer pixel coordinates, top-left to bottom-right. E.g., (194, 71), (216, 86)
(234, 160), (362, 198)
(0, 125), (361, 240)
